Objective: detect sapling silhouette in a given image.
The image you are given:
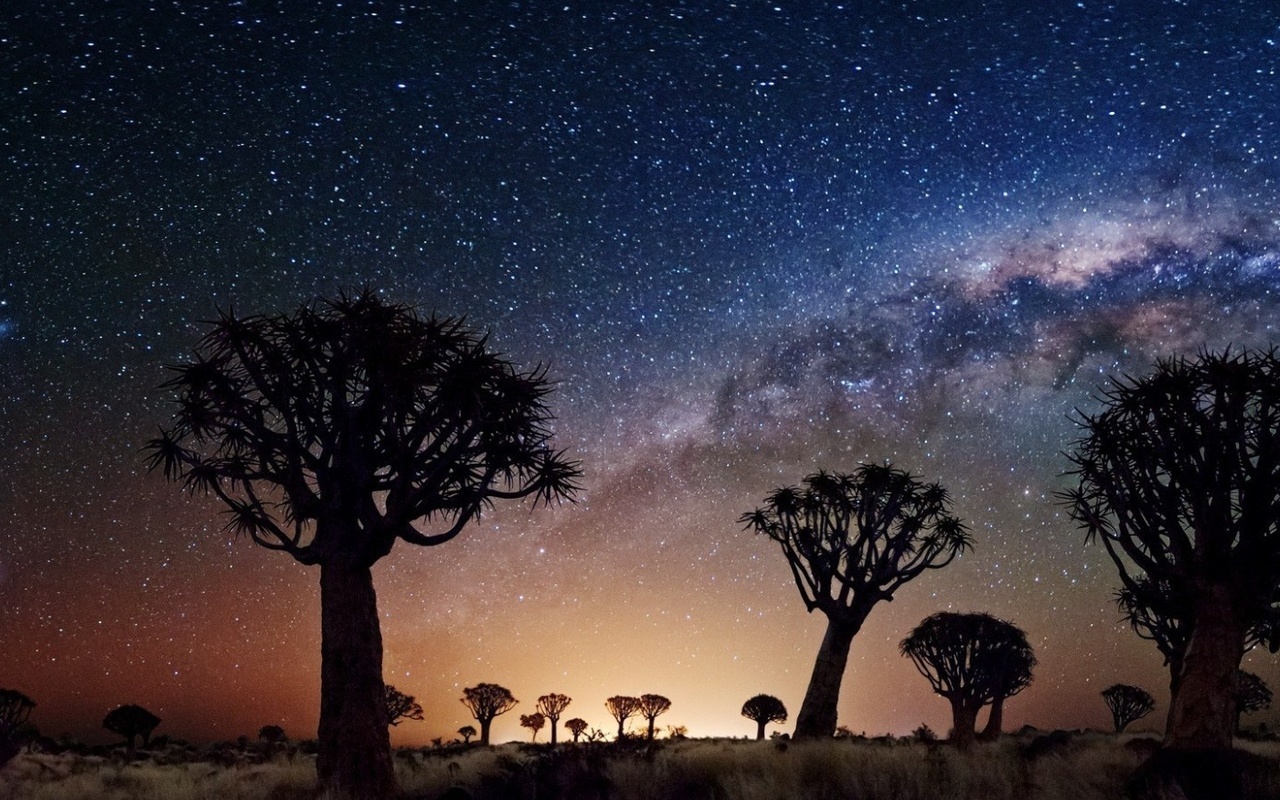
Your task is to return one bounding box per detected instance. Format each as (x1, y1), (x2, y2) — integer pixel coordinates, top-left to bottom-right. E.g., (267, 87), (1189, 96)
(1101, 684), (1156, 733)
(565, 718), (588, 742)
(520, 712), (546, 742)
(900, 612), (1034, 749)
(385, 685), (424, 726)
(102, 704), (160, 753)
(146, 290), (580, 797)
(536, 694), (571, 745)
(741, 694), (788, 740)
(461, 684), (517, 745)
(740, 464), (970, 738)
(605, 696), (641, 739)
(637, 694), (671, 740)
(1062, 348), (1280, 751)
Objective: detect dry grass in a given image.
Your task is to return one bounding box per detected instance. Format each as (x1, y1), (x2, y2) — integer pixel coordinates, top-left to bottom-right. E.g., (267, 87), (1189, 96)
(2, 734), (1278, 799)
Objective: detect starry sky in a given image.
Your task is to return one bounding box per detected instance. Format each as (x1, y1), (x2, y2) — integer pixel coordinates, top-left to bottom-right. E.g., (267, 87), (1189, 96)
(3, 0), (1280, 747)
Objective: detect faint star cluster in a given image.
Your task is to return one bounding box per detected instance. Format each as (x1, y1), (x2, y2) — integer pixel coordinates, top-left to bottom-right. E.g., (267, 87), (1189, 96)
(2, 1), (1280, 744)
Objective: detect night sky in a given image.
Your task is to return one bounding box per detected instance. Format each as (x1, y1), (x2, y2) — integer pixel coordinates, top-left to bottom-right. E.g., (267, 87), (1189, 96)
(4, 1), (1280, 747)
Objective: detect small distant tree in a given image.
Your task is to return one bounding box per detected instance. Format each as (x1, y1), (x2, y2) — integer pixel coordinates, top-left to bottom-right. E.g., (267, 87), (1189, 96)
(667, 725), (688, 739)
(741, 464), (970, 738)
(536, 694), (572, 745)
(102, 704), (161, 753)
(520, 712), (546, 742)
(1061, 348), (1280, 751)
(0, 689), (35, 767)
(259, 724), (287, 744)
(605, 696), (642, 739)
(900, 612), (1034, 749)
(565, 718), (588, 742)
(385, 685), (425, 727)
(461, 684), (517, 745)
(1101, 684), (1156, 733)
(637, 694), (671, 740)
(1238, 671), (1273, 732)
(458, 725), (477, 744)
(741, 694), (788, 740)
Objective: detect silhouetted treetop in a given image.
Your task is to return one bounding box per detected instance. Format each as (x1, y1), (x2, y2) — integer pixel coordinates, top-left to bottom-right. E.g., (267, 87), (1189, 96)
(145, 289), (582, 568)
(536, 693), (571, 745)
(462, 683), (518, 745)
(385, 685), (424, 726)
(605, 696), (642, 739)
(0, 690), (34, 732)
(1238, 671), (1273, 716)
(1101, 684), (1155, 733)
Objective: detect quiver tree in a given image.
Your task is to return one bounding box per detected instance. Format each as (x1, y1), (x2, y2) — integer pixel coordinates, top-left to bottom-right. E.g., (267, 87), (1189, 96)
(536, 693), (571, 745)
(1237, 671), (1272, 732)
(565, 718), (588, 742)
(461, 683), (518, 745)
(741, 694), (788, 740)
(740, 464), (970, 738)
(637, 694), (671, 740)
(458, 725), (477, 744)
(519, 712), (546, 741)
(604, 696), (642, 739)
(102, 704), (160, 752)
(259, 724), (287, 744)
(0, 689), (35, 767)
(1061, 348), (1280, 751)
(1101, 684), (1156, 733)
(385, 685), (424, 727)
(900, 612), (1034, 749)
(980, 633), (1036, 739)
(145, 290), (580, 797)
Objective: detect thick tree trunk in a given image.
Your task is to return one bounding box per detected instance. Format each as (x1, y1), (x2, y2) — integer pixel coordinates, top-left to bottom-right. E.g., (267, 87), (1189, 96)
(755, 720), (767, 740)
(794, 617), (858, 739)
(949, 700), (981, 749)
(616, 719), (626, 739)
(317, 559), (395, 799)
(480, 718), (493, 745)
(980, 695), (1005, 740)
(647, 718), (656, 740)
(1164, 583), (1247, 751)
(550, 719), (558, 745)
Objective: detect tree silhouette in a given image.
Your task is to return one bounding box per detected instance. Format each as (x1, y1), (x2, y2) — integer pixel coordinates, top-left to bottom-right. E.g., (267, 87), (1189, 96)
(0, 689), (35, 768)
(259, 724), (287, 744)
(385, 685), (424, 727)
(604, 696), (642, 740)
(1237, 671), (1272, 732)
(145, 290), (580, 797)
(979, 631), (1036, 740)
(1062, 348), (1280, 751)
(741, 694), (788, 740)
(900, 612), (1034, 749)
(458, 725), (477, 744)
(536, 694), (571, 745)
(519, 712), (546, 742)
(102, 704), (160, 752)
(461, 683), (518, 745)
(565, 718), (588, 742)
(740, 464), (970, 738)
(637, 694), (671, 741)
(1101, 684), (1156, 733)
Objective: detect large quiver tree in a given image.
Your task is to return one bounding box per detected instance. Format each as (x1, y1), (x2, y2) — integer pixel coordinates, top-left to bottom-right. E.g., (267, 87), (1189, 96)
(1061, 348), (1280, 752)
(461, 683), (518, 745)
(146, 290), (580, 798)
(102, 704), (161, 753)
(536, 694), (571, 745)
(740, 464), (970, 738)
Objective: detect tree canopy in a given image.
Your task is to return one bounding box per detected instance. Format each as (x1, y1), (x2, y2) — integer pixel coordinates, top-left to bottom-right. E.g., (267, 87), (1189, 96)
(741, 694), (788, 740)
(462, 683), (518, 745)
(1101, 684), (1156, 733)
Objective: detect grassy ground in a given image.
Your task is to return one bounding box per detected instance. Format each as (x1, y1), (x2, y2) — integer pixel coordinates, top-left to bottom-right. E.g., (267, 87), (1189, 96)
(2, 733), (1279, 799)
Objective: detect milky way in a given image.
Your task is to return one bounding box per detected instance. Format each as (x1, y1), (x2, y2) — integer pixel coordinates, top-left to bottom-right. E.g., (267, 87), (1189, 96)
(3, 2), (1280, 745)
